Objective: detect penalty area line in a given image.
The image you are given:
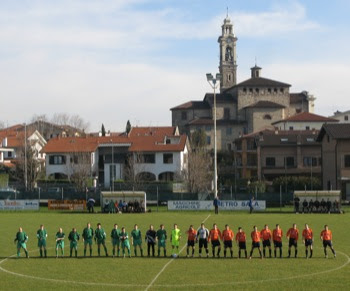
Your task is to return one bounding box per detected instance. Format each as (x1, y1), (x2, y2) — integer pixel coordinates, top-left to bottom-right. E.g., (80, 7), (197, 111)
(144, 214), (211, 291)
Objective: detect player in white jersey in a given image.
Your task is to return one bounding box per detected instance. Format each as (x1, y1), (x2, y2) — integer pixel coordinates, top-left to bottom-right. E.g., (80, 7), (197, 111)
(196, 223), (210, 258)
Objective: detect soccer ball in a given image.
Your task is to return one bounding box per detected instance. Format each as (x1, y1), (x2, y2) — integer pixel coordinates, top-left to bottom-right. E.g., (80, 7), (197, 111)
(172, 254), (178, 258)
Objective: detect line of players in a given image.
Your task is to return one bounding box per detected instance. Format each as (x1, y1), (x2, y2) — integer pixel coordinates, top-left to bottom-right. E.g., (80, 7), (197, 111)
(14, 223), (336, 259)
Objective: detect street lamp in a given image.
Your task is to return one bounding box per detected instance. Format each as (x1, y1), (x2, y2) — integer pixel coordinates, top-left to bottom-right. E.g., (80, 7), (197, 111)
(206, 73), (221, 198)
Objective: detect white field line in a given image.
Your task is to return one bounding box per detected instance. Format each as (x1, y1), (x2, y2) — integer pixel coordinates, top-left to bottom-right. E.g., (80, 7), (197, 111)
(144, 214), (211, 291)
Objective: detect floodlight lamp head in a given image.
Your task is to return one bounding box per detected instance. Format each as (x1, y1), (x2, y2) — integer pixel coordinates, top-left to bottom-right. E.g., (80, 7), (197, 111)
(206, 73), (213, 81)
(216, 73), (222, 81)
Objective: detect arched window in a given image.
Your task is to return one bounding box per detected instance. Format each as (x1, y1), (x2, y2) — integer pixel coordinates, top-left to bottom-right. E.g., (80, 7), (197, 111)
(263, 114), (272, 120)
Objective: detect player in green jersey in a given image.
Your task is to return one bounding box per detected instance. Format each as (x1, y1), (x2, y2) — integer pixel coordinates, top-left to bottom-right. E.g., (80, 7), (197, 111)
(120, 227), (131, 258)
(111, 224), (121, 257)
(156, 224), (167, 257)
(14, 227), (29, 258)
(95, 223), (108, 257)
(37, 224), (48, 258)
(171, 224), (182, 257)
(68, 228), (80, 257)
(55, 227), (65, 258)
(82, 222), (94, 257)
(131, 224), (143, 257)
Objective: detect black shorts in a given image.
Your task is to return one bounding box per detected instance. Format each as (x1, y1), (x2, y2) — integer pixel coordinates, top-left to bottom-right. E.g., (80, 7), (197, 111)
(224, 241), (232, 248)
(187, 240), (195, 247)
(273, 241), (282, 248)
(211, 240), (221, 247)
(323, 240), (333, 248)
(263, 240), (271, 247)
(198, 238), (208, 249)
(238, 242), (246, 249)
(252, 242), (260, 248)
(305, 239), (313, 247)
(289, 238), (297, 248)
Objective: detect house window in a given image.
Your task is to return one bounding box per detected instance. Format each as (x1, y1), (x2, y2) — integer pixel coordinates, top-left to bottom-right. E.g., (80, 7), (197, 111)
(249, 88), (253, 93)
(266, 157), (275, 167)
(274, 88), (278, 93)
(227, 143), (232, 151)
(296, 109), (302, 113)
(289, 126), (294, 130)
(280, 88), (284, 93)
(255, 88), (259, 93)
(345, 155), (350, 168)
(243, 88), (247, 93)
(268, 88), (271, 93)
(224, 108), (230, 119)
(181, 111), (187, 120)
(263, 114), (272, 120)
(205, 125), (211, 131)
(285, 157), (295, 167)
(345, 115), (349, 121)
(166, 139), (171, 144)
(303, 157), (317, 167)
(138, 154), (155, 164)
(49, 155), (66, 165)
(226, 127), (232, 135)
(306, 126), (310, 130)
(7, 151), (12, 158)
(163, 153), (173, 164)
(206, 136), (211, 145)
(228, 74), (231, 81)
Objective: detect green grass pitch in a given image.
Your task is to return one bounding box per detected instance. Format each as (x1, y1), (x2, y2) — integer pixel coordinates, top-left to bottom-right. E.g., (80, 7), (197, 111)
(0, 208), (349, 290)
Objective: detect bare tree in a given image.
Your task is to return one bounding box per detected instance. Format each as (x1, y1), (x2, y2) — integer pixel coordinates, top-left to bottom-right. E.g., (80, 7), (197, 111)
(66, 152), (92, 192)
(182, 129), (212, 193)
(0, 120), (5, 129)
(30, 114), (48, 123)
(15, 141), (43, 191)
(51, 113), (90, 132)
(123, 152), (147, 190)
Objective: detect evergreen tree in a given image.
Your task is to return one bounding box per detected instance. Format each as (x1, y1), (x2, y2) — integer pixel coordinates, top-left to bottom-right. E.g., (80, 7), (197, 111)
(126, 120), (131, 134)
(101, 124), (106, 136)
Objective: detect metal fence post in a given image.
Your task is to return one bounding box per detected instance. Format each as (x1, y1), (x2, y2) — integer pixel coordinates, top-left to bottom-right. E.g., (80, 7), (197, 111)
(157, 186), (159, 212)
(61, 188), (63, 200)
(230, 186), (233, 200)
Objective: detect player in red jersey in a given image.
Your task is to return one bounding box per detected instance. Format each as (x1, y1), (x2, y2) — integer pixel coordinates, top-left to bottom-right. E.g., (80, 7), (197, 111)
(272, 224), (283, 258)
(235, 227), (247, 259)
(302, 224), (313, 259)
(320, 225), (336, 258)
(286, 223), (299, 258)
(222, 224), (234, 258)
(208, 223), (222, 258)
(186, 225), (197, 258)
(249, 226), (262, 259)
(260, 224), (272, 258)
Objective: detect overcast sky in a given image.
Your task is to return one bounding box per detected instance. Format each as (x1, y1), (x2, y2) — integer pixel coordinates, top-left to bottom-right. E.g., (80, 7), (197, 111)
(1, 0), (349, 131)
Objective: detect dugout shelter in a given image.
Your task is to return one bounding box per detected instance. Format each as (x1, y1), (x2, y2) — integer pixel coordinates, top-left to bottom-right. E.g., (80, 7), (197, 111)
(101, 191), (146, 213)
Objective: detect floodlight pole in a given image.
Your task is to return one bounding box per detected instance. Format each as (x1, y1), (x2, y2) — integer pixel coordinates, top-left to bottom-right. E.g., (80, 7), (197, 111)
(24, 123), (28, 191)
(206, 73), (221, 199)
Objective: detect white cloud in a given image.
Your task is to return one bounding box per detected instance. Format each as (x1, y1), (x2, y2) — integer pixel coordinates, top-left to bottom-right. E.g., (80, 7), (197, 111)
(265, 62), (350, 116)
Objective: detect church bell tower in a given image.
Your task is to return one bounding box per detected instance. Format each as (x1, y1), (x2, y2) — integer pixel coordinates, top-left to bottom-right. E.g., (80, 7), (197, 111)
(218, 16), (237, 92)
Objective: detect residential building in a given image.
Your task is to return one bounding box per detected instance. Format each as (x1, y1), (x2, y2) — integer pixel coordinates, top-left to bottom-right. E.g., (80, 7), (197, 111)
(171, 16), (316, 151)
(235, 129), (321, 181)
(329, 110), (350, 124)
(42, 126), (189, 188)
(317, 124), (350, 199)
(0, 127), (46, 168)
(272, 112), (338, 131)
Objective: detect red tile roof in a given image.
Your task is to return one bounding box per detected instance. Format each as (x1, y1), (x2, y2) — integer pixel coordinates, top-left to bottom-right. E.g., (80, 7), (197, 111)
(42, 127), (187, 154)
(273, 112), (339, 123)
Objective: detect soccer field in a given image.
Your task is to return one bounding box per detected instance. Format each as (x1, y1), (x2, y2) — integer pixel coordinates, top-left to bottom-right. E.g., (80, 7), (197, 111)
(0, 209), (349, 290)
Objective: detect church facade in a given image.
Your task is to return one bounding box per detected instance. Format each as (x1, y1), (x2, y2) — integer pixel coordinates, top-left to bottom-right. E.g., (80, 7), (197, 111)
(171, 16), (316, 151)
